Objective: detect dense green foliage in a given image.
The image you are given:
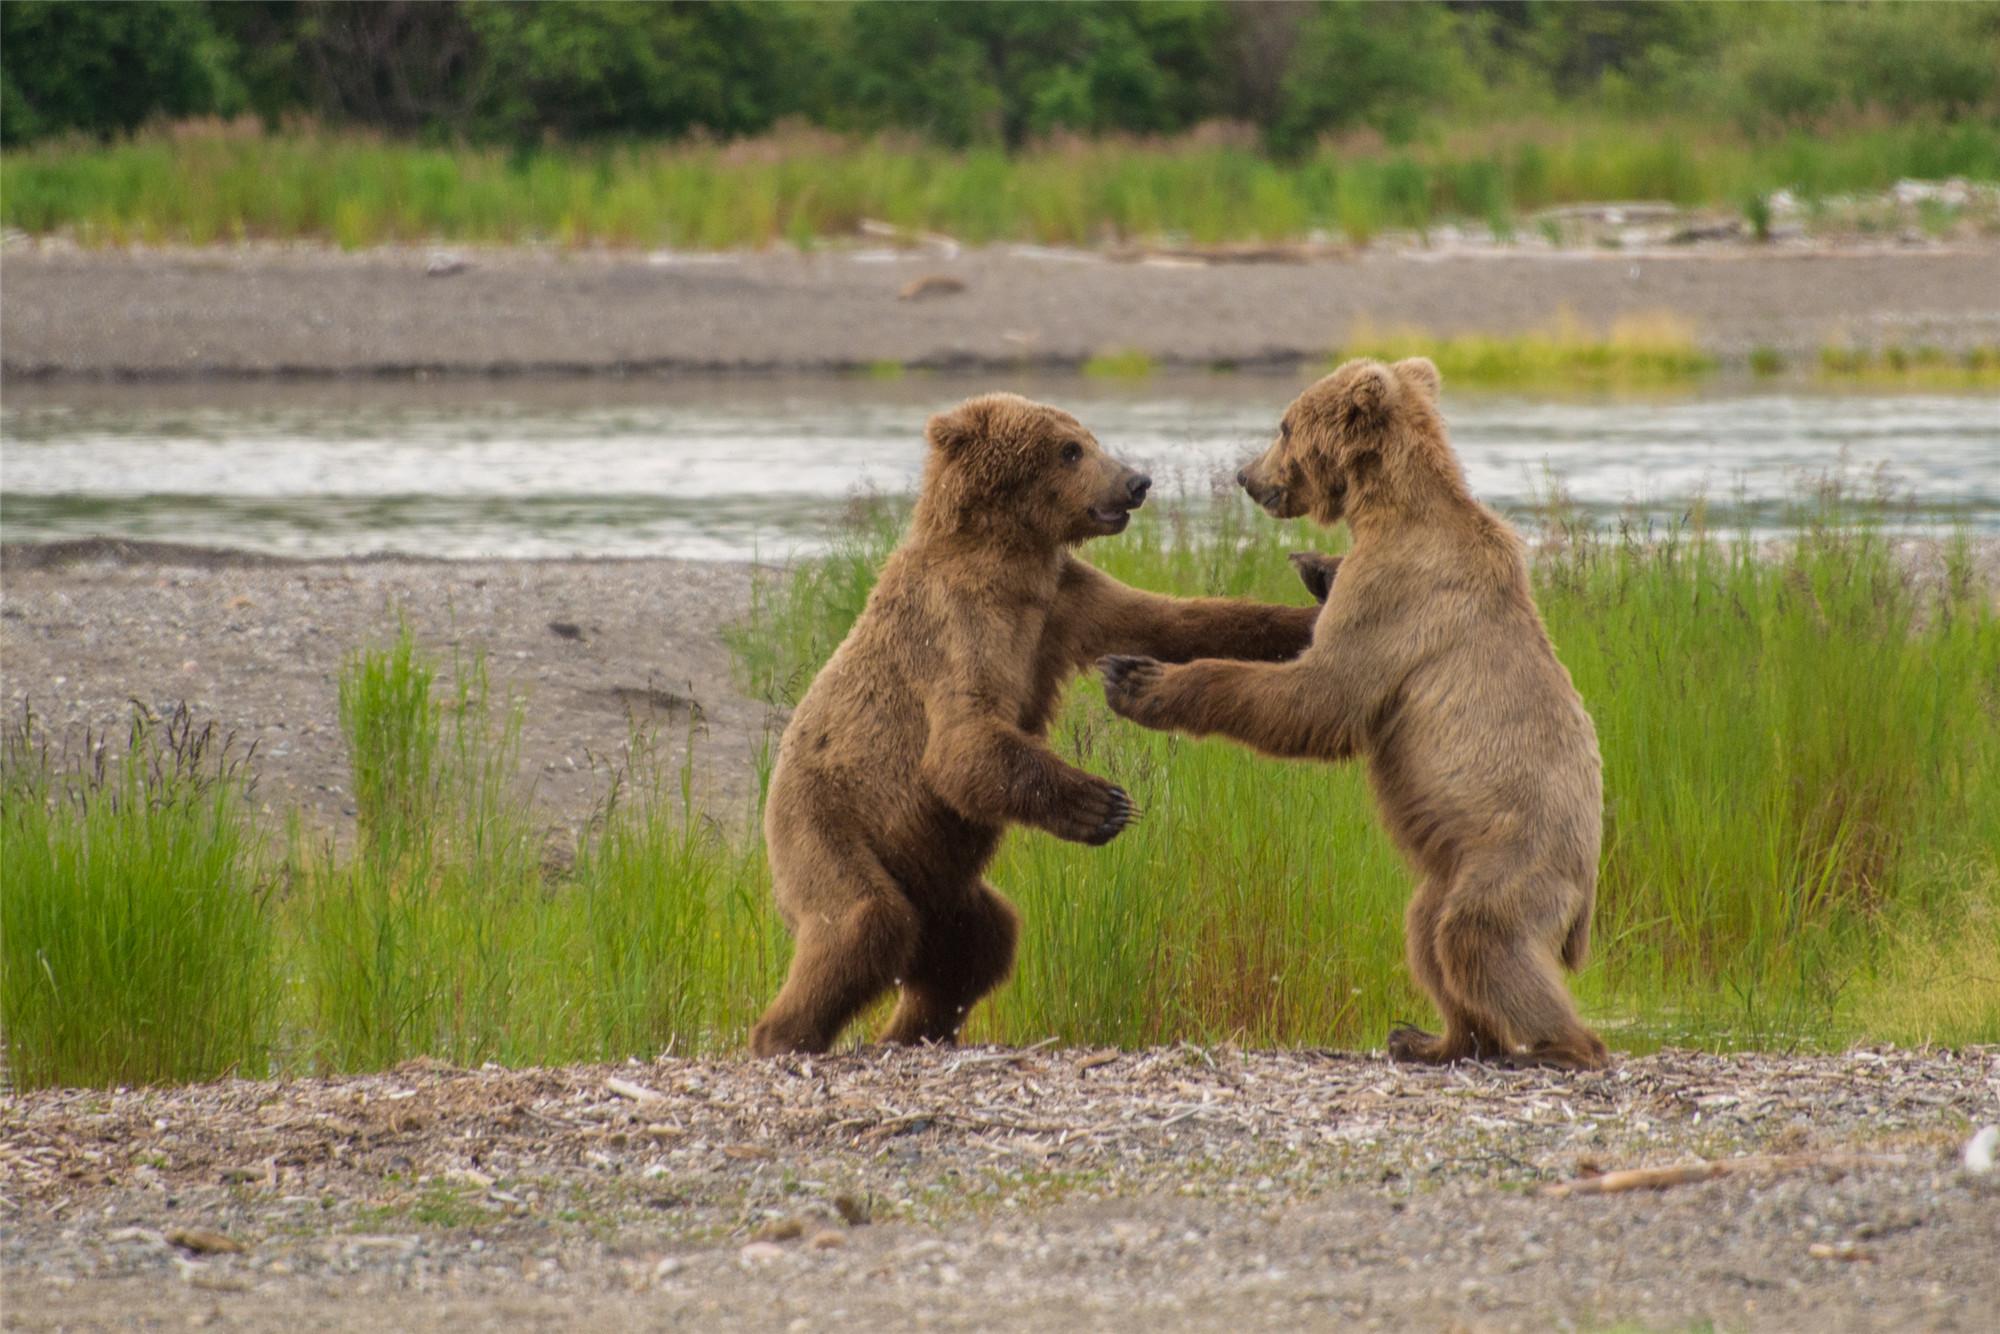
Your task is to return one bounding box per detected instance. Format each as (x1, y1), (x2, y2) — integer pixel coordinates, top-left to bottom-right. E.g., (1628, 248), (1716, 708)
(5, 2), (1997, 149)
(7, 491), (1994, 1089)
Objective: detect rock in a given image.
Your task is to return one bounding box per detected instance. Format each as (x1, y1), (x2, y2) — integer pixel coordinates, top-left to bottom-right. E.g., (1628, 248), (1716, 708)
(1965, 1125), (1998, 1174)
(752, 1218), (804, 1243)
(738, 1241), (788, 1267)
(810, 1229), (848, 1251)
(605, 1076), (664, 1103)
(898, 275), (966, 301)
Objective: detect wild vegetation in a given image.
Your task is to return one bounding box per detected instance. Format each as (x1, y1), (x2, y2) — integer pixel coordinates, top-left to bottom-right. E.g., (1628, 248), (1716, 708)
(6, 491), (1996, 1090)
(4, 3), (1998, 248)
(6, 2), (1997, 151)
(5, 118), (1999, 250)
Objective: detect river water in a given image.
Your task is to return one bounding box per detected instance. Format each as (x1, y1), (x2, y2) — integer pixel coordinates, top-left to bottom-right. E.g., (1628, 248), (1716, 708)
(2, 377), (1995, 561)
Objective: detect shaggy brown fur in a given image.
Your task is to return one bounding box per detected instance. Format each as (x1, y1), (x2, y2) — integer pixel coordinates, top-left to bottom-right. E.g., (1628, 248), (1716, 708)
(1099, 358), (1610, 1071)
(749, 393), (1321, 1057)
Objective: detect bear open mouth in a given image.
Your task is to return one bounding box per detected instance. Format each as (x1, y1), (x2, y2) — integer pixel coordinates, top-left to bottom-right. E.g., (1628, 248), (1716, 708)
(1091, 505), (1133, 532)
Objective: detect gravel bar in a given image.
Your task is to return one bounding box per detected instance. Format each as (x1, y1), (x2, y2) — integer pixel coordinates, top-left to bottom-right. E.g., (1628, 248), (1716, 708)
(7, 244), (2000, 378)
(5, 1044), (1996, 1331)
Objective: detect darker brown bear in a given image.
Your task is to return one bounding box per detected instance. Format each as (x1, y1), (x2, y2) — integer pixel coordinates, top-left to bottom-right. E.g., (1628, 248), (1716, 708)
(1099, 359), (1611, 1071)
(749, 393), (1320, 1056)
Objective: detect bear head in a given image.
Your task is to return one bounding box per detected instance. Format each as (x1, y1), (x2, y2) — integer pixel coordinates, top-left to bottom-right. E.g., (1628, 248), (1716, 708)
(1238, 357), (1454, 527)
(916, 393), (1152, 547)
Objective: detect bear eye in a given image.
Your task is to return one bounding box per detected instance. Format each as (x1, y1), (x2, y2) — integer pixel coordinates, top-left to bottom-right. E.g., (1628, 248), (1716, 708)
(1280, 420), (1292, 441)
(1060, 441), (1083, 465)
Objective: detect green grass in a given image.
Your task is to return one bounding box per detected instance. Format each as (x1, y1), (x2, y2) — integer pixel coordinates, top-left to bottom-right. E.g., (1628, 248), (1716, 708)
(1818, 344), (2000, 386)
(291, 631), (776, 1073)
(2, 705), (274, 1087)
(4, 117), (1997, 249)
(1333, 312), (1717, 387)
(1082, 348), (1159, 380)
(3, 492), (1995, 1089)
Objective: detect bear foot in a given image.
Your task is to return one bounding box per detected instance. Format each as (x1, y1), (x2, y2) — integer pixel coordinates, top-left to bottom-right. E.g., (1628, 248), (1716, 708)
(748, 1016), (833, 1058)
(1386, 1024), (1455, 1065)
(1497, 1033), (1613, 1072)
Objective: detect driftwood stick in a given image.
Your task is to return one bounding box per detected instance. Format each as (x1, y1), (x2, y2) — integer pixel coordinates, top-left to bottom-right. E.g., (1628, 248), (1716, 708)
(1542, 1152), (1912, 1198)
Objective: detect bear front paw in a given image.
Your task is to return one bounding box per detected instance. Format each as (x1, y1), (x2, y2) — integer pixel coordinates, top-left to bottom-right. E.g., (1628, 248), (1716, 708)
(1048, 780), (1136, 846)
(1098, 654), (1168, 723)
(1078, 783), (1135, 847)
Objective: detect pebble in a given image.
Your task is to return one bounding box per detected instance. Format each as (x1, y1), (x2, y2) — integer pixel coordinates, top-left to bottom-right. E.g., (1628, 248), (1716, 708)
(1965, 1124), (1998, 1173)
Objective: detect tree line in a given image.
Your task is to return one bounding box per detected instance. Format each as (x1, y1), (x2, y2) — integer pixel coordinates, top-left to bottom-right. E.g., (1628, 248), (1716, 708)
(4, 1), (1997, 152)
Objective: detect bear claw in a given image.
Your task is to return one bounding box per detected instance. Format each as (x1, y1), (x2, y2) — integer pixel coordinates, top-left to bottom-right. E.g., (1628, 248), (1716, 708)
(1081, 784), (1135, 846)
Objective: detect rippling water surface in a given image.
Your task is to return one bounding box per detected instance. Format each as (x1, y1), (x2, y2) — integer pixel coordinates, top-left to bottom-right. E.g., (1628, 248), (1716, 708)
(3, 378), (1995, 560)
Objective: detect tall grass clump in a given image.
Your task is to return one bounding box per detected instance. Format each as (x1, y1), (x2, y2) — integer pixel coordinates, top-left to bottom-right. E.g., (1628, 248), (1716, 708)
(296, 627), (782, 1073)
(296, 630), (554, 1071)
(1, 706), (273, 1088)
(1540, 494), (2000, 1045)
(1332, 312), (1717, 388)
(565, 729), (781, 1059)
(1818, 343), (2000, 387)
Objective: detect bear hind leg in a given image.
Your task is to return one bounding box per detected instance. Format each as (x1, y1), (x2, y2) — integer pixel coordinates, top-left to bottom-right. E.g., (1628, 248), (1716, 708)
(880, 879), (1020, 1047)
(1388, 875), (1510, 1066)
(1433, 865), (1610, 1072)
(750, 841), (918, 1058)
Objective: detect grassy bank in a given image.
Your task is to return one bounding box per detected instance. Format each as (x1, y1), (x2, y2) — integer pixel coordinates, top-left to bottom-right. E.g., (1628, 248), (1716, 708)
(4, 118), (1999, 249)
(5, 495), (1997, 1089)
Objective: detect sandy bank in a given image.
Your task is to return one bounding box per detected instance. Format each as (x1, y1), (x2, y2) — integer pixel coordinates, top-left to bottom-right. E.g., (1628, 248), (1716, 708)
(5, 245), (1999, 378)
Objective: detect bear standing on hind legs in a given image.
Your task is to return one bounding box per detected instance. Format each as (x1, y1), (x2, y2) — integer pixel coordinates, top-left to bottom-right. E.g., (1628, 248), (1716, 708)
(749, 393), (1322, 1057)
(1099, 358), (1611, 1071)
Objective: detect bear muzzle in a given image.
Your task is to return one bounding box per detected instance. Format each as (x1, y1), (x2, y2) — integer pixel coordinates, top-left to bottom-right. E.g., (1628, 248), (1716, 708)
(1090, 471), (1151, 532)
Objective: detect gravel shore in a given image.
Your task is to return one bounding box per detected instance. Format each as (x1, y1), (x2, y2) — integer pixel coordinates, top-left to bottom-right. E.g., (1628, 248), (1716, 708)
(6, 244), (2000, 378)
(4, 1044), (1995, 1332)
(0, 546), (772, 832)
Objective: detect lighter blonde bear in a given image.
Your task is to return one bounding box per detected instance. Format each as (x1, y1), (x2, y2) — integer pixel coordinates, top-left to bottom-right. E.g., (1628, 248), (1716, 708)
(1101, 357), (1610, 1070)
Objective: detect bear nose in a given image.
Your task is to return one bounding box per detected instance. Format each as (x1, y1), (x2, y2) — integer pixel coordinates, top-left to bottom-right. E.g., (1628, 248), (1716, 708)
(1127, 473), (1152, 503)
(1236, 468), (1249, 489)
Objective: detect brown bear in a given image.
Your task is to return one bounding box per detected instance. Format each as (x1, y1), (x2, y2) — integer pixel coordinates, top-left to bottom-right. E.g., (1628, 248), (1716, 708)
(1098, 358), (1610, 1071)
(748, 393), (1322, 1057)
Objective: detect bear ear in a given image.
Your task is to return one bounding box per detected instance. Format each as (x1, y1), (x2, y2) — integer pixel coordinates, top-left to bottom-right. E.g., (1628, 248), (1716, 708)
(925, 398), (993, 457)
(1333, 362), (1398, 433)
(1393, 356), (1441, 403)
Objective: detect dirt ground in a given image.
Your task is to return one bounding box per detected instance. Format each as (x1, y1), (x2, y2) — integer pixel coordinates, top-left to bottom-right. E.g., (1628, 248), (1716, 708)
(3, 1045), (1996, 1333)
(6, 244), (2000, 379)
(0, 545), (773, 836)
